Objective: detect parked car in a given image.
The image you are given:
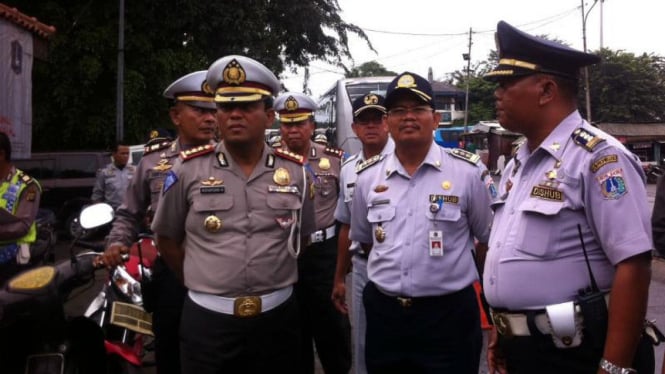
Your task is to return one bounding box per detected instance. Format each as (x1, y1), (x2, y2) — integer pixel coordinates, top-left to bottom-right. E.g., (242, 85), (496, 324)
(14, 151), (111, 238)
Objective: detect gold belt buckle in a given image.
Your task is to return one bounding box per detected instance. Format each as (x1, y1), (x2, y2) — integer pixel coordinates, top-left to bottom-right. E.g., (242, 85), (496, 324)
(491, 311), (513, 338)
(234, 296), (262, 317)
(396, 297), (412, 308)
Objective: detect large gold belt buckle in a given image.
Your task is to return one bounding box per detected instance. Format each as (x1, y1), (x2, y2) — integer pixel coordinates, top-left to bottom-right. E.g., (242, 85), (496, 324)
(234, 296), (262, 317)
(396, 297), (412, 308)
(491, 311), (513, 338)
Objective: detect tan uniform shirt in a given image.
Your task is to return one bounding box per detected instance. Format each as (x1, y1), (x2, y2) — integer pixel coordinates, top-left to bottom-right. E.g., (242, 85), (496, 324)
(151, 142), (315, 296)
(106, 140), (201, 246)
(0, 167), (41, 241)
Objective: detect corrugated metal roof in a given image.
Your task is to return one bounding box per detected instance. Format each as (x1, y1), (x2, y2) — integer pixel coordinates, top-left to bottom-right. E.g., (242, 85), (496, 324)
(0, 3), (56, 39)
(596, 123), (665, 137)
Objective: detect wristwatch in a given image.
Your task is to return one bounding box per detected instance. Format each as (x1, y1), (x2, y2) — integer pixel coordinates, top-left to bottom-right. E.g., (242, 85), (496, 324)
(599, 358), (637, 374)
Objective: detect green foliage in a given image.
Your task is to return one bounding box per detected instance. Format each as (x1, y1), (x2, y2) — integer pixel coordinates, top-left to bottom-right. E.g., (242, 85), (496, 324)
(346, 61), (396, 78)
(8, 0), (369, 150)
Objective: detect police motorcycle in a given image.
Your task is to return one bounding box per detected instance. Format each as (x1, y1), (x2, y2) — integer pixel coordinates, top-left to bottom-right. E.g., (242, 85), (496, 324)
(0, 203), (115, 374)
(84, 233), (157, 373)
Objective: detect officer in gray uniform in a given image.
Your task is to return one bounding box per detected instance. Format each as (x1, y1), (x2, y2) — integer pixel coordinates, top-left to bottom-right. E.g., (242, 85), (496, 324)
(151, 55), (314, 374)
(349, 72), (494, 373)
(98, 70), (217, 374)
(275, 92), (351, 374)
(92, 142), (135, 210)
(482, 21), (653, 374)
(331, 93), (394, 374)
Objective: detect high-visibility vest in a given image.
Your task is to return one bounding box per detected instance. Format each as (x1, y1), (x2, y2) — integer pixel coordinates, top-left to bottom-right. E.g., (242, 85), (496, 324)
(0, 169), (39, 264)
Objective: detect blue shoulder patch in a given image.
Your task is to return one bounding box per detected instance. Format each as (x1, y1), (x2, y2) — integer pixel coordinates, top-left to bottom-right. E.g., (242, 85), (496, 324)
(162, 170), (178, 194)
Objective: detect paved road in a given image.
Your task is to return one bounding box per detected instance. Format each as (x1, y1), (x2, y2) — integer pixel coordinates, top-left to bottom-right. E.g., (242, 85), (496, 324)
(56, 183), (664, 373)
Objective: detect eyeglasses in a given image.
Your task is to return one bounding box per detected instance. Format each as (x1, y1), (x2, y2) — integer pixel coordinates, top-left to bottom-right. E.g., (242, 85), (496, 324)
(216, 101), (264, 114)
(387, 106), (433, 118)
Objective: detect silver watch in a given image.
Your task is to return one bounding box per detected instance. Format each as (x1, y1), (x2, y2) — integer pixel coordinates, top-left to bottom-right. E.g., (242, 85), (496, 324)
(599, 358), (637, 374)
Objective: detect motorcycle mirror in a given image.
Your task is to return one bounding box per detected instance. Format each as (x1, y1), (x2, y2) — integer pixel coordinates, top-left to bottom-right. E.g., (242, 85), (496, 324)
(79, 203), (115, 229)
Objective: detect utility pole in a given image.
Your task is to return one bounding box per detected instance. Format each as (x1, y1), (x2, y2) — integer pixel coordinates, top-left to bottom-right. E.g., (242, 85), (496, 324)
(600, 0), (605, 49)
(115, 0), (125, 142)
(463, 27), (472, 134)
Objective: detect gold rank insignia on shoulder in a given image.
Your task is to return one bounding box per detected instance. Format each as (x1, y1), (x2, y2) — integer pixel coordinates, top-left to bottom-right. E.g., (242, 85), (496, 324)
(274, 148), (305, 165)
(571, 128), (605, 152)
(144, 140), (171, 155)
(324, 147), (344, 158)
(19, 173), (33, 184)
(449, 148), (481, 165)
(153, 159), (172, 172)
(180, 144), (215, 161)
(273, 167), (291, 186)
(356, 154), (383, 174)
(319, 157), (331, 170)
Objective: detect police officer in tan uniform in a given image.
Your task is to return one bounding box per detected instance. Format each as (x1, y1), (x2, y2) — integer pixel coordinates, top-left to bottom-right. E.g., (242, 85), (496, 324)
(275, 92), (351, 374)
(92, 142), (135, 210)
(151, 56), (315, 374)
(98, 70), (217, 374)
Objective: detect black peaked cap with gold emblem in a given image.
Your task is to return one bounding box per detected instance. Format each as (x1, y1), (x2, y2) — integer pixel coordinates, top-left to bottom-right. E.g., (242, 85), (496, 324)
(162, 71), (216, 110)
(352, 93), (386, 118)
(274, 92), (317, 123)
(484, 21), (600, 82)
(384, 72), (434, 110)
(206, 55), (281, 103)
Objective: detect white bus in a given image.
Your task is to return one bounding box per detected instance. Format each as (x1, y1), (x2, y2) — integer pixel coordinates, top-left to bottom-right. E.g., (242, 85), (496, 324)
(315, 76), (395, 156)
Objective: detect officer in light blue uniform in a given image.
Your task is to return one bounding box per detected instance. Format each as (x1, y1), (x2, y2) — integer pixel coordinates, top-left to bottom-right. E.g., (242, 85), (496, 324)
(92, 142), (135, 210)
(482, 21), (653, 374)
(349, 72), (494, 373)
(331, 93), (393, 374)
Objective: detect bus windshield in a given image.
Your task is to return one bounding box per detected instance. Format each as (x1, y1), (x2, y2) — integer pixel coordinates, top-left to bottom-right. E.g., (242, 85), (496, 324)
(345, 82), (390, 105)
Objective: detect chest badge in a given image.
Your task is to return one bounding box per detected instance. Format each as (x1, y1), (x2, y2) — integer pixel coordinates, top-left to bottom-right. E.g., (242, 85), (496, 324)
(204, 215), (222, 232)
(375, 225), (386, 243)
(374, 185), (389, 193)
(318, 157), (331, 170)
(441, 181), (452, 190)
(201, 176), (223, 186)
(273, 168), (291, 186)
(153, 159), (172, 172)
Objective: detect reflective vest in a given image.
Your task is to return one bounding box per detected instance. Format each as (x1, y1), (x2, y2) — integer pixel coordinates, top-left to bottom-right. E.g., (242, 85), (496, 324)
(0, 168), (39, 264)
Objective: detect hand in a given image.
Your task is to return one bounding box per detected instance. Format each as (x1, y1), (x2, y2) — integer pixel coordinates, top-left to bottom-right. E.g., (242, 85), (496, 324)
(94, 243), (129, 268)
(331, 279), (348, 314)
(487, 327), (508, 374)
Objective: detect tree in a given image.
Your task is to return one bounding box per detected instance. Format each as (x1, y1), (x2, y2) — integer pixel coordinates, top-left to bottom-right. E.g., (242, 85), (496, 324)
(448, 55), (497, 124)
(7, 0), (370, 150)
(345, 61), (396, 78)
(588, 49), (665, 123)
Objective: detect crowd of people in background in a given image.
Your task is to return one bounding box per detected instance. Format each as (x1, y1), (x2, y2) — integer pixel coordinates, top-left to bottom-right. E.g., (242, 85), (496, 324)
(2, 20), (665, 374)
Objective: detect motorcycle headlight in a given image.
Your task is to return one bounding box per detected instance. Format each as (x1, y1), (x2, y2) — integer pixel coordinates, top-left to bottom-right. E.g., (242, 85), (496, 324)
(8, 266), (56, 292)
(111, 266), (143, 305)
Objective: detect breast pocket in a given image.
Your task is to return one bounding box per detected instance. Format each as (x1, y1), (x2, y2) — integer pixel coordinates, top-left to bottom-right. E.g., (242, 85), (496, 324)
(516, 200), (564, 258)
(425, 205), (461, 229)
(367, 204), (396, 245)
(266, 192), (303, 212)
(192, 195), (234, 214)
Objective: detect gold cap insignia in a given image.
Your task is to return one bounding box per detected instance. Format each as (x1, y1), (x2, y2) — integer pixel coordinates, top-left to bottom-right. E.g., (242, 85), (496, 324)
(201, 80), (214, 95)
(442, 181), (452, 190)
(204, 215), (222, 232)
(222, 59), (246, 85)
(364, 94), (379, 105)
(149, 130), (159, 139)
(396, 74), (417, 88)
(273, 167), (291, 186)
(319, 157), (331, 170)
(285, 96), (299, 111)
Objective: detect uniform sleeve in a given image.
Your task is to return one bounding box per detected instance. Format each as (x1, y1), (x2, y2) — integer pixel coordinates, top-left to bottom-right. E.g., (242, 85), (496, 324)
(150, 161), (188, 244)
(349, 173), (372, 244)
(585, 148), (652, 264)
(333, 167), (351, 224)
(91, 168), (105, 202)
(468, 165), (493, 243)
(0, 183), (41, 240)
(652, 176), (665, 254)
(106, 158), (150, 246)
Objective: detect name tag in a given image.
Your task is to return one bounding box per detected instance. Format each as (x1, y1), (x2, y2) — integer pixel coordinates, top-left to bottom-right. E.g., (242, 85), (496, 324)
(200, 186), (225, 194)
(268, 185), (299, 194)
(530, 186), (563, 201)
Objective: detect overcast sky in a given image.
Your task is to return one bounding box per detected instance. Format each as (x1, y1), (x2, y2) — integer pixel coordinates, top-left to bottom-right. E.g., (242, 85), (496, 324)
(281, 0), (664, 98)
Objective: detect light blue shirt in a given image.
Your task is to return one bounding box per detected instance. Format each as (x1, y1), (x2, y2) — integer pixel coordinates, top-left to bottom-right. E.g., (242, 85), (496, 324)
(350, 141), (493, 297)
(92, 162), (135, 210)
(483, 111), (652, 310)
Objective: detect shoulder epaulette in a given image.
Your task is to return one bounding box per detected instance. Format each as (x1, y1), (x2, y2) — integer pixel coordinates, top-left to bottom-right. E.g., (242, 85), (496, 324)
(324, 147), (344, 158)
(512, 137), (526, 156)
(448, 148), (481, 165)
(355, 154), (383, 174)
(17, 171), (35, 185)
(144, 140), (172, 155)
(274, 148), (305, 165)
(342, 153), (359, 167)
(571, 128), (605, 152)
(180, 144), (215, 161)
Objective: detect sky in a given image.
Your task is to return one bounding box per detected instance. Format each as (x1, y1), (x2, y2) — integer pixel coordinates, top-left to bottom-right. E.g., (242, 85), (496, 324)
(281, 0), (664, 99)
